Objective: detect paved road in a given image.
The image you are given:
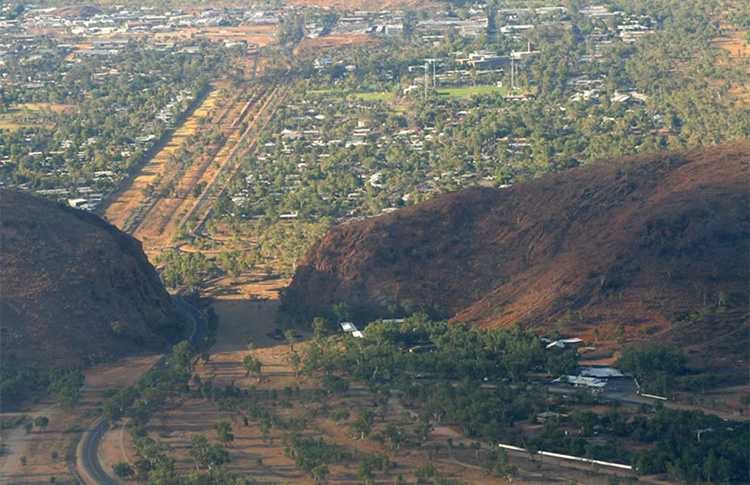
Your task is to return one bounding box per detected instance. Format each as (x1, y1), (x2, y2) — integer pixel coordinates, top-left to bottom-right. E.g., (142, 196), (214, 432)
(75, 416), (115, 485)
(72, 296), (207, 484)
(173, 294), (208, 348)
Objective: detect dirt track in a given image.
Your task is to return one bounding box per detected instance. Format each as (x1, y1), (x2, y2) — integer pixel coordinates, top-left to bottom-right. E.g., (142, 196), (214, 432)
(0, 355), (161, 484)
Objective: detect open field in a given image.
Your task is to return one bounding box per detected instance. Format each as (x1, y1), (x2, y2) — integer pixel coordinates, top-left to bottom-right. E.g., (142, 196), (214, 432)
(436, 85), (508, 98)
(0, 104), (71, 131)
(351, 92), (396, 101)
(710, 26), (750, 100)
(0, 354), (161, 484)
(307, 89), (394, 102)
(711, 26), (750, 59)
(153, 26), (277, 47)
(87, 272), (644, 485)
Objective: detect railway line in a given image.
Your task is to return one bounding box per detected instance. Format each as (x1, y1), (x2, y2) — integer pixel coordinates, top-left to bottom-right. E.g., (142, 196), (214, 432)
(122, 83), (273, 244)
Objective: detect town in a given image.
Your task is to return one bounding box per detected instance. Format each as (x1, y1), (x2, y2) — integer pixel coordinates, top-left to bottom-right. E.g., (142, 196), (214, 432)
(1, 0), (749, 484)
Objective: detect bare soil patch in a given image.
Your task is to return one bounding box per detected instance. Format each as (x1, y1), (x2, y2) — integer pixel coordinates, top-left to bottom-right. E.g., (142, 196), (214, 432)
(154, 26), (277, 47)
(712, 27), (750, 59)
(295, 34), (386, 54)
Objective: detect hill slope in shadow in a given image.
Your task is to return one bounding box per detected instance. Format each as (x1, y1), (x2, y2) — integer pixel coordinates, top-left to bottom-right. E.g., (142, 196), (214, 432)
(1, 189), (184, 370)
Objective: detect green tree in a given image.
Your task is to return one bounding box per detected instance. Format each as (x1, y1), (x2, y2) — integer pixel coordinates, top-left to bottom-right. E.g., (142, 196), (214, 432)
(189, 434), (229, 472)
(312, 317), (329, 340)
(213, 421), (234, 444)
(288, 352), (302, 377)
(350, 410), (375, 439)
(33, 416), (49, 432)
(243, 355), (262, 381)
(47, 371), (84, 411)
(112, 462), (133, 478)
(310, 464), (329, 484)
(284, 329), (297, 352)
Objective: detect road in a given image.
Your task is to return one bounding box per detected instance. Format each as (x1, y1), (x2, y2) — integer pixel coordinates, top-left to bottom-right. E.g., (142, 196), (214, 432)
(173, 294), (208, 348)
(71, 296), (207, 484)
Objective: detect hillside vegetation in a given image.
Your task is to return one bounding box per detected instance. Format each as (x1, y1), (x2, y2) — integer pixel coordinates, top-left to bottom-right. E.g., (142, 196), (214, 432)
(0, 189), (184, 371)
(286, 143), (749, 366)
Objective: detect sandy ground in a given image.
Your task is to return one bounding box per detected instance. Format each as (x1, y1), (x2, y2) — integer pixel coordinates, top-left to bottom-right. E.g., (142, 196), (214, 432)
(99, 425), (137, 479)
(103, 88), (222, 231)
(0, 354), (161, 484)
(154, 26), (277, 47)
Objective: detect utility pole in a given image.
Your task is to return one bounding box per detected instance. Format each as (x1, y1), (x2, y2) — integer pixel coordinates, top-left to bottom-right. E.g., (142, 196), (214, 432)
(424, 62), (428, 98)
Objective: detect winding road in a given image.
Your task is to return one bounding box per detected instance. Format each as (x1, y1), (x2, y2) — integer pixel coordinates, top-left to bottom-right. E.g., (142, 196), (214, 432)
(70, 295), (207, 484)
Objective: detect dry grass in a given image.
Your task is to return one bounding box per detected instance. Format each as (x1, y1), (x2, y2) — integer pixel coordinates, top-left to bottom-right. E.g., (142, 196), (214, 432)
(103, 88), (222, 232)
(107, 292), (634, 484)
(711, 26), (750, 59)
(0, 104), (72, 131)
(0, 354), (162, 484)
(295, 34), (386, 54)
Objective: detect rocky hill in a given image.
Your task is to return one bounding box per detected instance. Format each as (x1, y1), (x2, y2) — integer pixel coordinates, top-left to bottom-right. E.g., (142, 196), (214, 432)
(0, 189), (184, 370)
(286, 144), (749, 364)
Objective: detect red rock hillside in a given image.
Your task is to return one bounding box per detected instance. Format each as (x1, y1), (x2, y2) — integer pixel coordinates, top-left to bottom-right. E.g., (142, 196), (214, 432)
(0, 189), (184, 370)
(286, 144), (749, 364)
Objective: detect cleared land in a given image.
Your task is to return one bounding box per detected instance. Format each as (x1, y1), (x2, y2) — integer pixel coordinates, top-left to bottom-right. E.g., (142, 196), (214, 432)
(0, 103), (71, 131)
(153, 26), (277, 47)
(188, 82), (294, 240)
(295, 34), (386, 54)
(710, 26), (750, 100)
(102, 71), (284, 251)
(436, 86), (508, 98)
(0, 354), (161, 484)
(711, 26), (750, 59)
(133, 85), (270, 247)
(102, 87), (221, 232)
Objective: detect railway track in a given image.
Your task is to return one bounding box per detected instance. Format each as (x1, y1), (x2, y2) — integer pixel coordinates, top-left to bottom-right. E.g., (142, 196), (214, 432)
(180, 81), (286, 235)
(123, 84), (264, 239)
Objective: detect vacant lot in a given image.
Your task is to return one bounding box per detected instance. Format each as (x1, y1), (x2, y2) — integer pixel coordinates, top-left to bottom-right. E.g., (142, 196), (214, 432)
(295, 34), (386, 54)
(711, 27), (750, 59)
(154, 26), (277, 47)
(436, 86), (508, 98)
